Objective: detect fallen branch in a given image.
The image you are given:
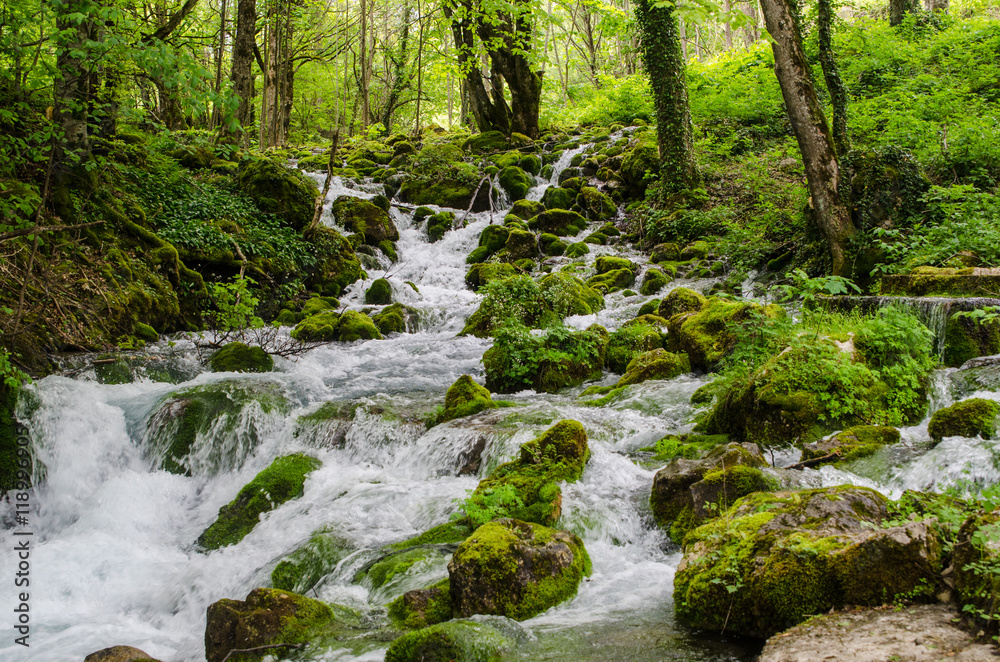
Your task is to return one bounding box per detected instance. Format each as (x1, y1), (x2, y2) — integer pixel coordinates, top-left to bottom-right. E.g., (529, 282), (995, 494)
(456, 176), (491, 229)
(220, 642), (307, 662)
(306, 130), (340, 237)
(0, 221), (104, 244)
(786, 451), (841, 470)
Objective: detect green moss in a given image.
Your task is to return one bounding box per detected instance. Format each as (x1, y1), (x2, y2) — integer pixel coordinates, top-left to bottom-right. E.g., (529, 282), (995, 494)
(953, 509), (1000, 637)
(432, 375), (496, 426)
(640, 268), (671, 295)
(373, 303), (415, 335)
(463, 131), (509, 153)
(337, 310), (383, 342)
(586, 268), (636, 294)
(656, 287), (706, 319)
(801, 425), (901, 466)
(271, 527), (352, 593)
(680, 240), (710, 260)
(387, 579), (453, 629)
(943, 311), (1000, 368)
(527, 209), (588, 236)
(606, 322), (663, 373)
(359, 546), (448, 590)
(498, 166), (532, 201)
(483, 324), (607, 393)
(465, 262), (519, 292)
(209, 343), (274, 373)
(927, 398), (1000, 443)
(538, 272), (605, 317)
(235, 158), (318, 231)
(333, 196), (399, 246)
(384, 618), (515, 662)
(364, 278), (393, 305)
(678, 297), (777, 371)
(389, 521), (475, 550)
(651, 243), (681, 262)
(576, 187), (616, 220)
(134, 322), (159, 342)
(616, 349), (690, 386)
(541, 186), (576, 211)
(197, 454), (321, 550)
(291, 310), (341, 341)
(503, 229), (538, 260)
(565, 242), (590, 258)
(509, 199), (545, 221)
(478, 225), (510, 256)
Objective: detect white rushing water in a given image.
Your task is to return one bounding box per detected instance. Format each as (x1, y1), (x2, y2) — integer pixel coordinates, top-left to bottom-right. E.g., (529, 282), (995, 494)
(3, 139), (1000, 662)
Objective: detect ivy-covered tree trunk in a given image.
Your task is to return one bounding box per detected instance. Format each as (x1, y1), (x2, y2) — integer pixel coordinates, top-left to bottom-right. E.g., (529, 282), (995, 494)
(444, 1), (510, 134)
(890, 0), (919, 26)
(635, 0), (700, 196)
(760, 0), (856, 276)
(228, 0), (257, 143)
(52, 0), (98, 181)
(818, 0), (848, 155)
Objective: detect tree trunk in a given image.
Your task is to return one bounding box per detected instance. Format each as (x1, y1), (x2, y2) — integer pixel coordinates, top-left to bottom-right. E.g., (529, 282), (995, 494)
(890, 0), (919, 26)
(818, 0), (848, 155)
(359, 0), (370, 128)
(723, 0), (734, 50)
(635, 0), (700, 196)
(52, 0), (97, 183)
(444, 1), (510, 134)
(228, 0), (257, 143)
(759, 0), (855, 275)
(212, 0), (228, 128)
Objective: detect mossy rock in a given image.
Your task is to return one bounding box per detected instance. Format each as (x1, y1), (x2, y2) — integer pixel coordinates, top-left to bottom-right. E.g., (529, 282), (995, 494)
(448, 519), (591, 620)
(306, 227), (365, 296)
(519, 154), (542, 176)
(565, 242), (590, 258)
(943, 311), (1000, 368)
(800, 425), (900, 466)
(620, 142), (658, 199)
(657, 287), (706, 320)
(148, 380), (290, 476)
(300, 296), (339, 318)
(384, 618), (516, 662)
(466, 246), (491, 265)
(538, 272), (605, 317)
(651, 243), (681, 263)
(433, 375), (496, 425)
(927, 398), (1000, 443)
(586, 268), (636, 294)
(637, 299), (661, 317)
(498, 166), (532, 201)
(539, 233), (567, 256)
(333, 195), (399, 246)
(640, 268), (671, 295)
(197, 454), (321, 550)
(209, 343), (274, 373)
(606, 322), (663, 373)
(583, 232), (607, 245)
(953, 508), (1000, 638)
(387, 580), (453, 630)
(235, 158), (318, 231)
(271, 527), (353, 594)
(650, 442), (770, 543)
(468, 420), (590, 525)
(465, 262), (519, 292)
(338, 310), (383, 342)
(357, 545), (452, 591)
(504, 229), (538, 260)
(135, 322), (159, 342)
(540, 186), (575, 211)
(291, 310), (342, 341)
(617, 349), (690, 387)
(509, 199), (545, 220)
(483, 325), (607, 393)
(426, 211), (456, 243)
(372, 303), (418, 335)
(677, 297), (778, 371)
(365, 278), (393, 305)
(880, 268), (1000, 297)
(463, 131), (508, 153)
(460, 275), (552, 338)
(527, 209), (588, 236)
(680, 240), (710, 260)
(674, 487), (942, 638)
(477, 225), (510, 256)
(576, 187), (616, 220)
(204, 587), (362, 662)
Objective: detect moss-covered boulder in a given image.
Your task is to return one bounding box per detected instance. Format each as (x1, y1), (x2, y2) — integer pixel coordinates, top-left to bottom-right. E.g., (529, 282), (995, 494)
(373, 303), (418, 335)
(617, 349), (690, 387)
(433, 375), (496, 425)
(498, 166), (532, 201)
(338, 309), (383, 342)
(235, 158), (318, 231)
(927, 398), (1000, 443)
(680, 240), (710, 260)
(465, 262), (519, 292)
(356, 545), (453, 593)
(576, 187), (616, 220)
(503, 229), (538, 260)
(674, 486), (943, 638)
(652, 243), (681, 263)
(565, 242), (590, 258)
(800, 425), (900, 466)
(509, 199), (545, 220)
(148, 380), (290, 475)
(478, 224), (510, 255)
(656, 287), (706, 320)
(197, 454), (321, 550)
(306, 227), (364, 296)
(204, 588), (361, 662)
(953, 508), (1000, 638)
(527, 209), (588, 236)
(541, 186), (576, 211)
(606, 321), (663, 373)
(365, 278), (393, 305)
(399, 143), (492, 211)
(290, 310), (341, 341)
(387, 579), (452, 630)
(448, 519), (591, 620)
(271, 527), (353, 594)
(333, 195), (399, 246)
(467, 420), (589, 526)
(426, 211), (456, 243)
(384, 618), (517, 662)
(483, 324), (606, 393)
(677, 298), (778, 371)
(640, 268), (671, 295)
(538, 272), (605, 317)
(620, 141), (658, 199)
(209, 343), (274, 374)
(463, 131), (509, 153)
(943, 311), (1000, 368)
(650, 442), (771, 543)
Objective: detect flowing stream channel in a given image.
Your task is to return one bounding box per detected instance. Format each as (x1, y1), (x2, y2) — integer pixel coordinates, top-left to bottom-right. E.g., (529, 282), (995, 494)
(3, 141), (1000, 662)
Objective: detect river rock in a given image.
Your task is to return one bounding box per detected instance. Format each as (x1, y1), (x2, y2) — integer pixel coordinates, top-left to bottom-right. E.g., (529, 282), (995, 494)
(387, 580), (452, 629)
(617, 348), (690, 387)
(204, 587), (361, 662)
(448, 518), (591, 620)
(674, 486), (943, 638)
(209, 342), (273, 373)
(800, 425), (900, 466)
(650, 442), (773, 542)
(84, 645), (162, 662)
(757, 604), (996, 662)
(433, 375), (496, 426)
(384, 617), (523, 662)
(928, 398), (1000, 443)
(333, 195), (399, 246)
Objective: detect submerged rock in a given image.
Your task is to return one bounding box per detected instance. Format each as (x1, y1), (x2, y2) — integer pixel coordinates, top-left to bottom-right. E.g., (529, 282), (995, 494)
(448, 519), (591, 620)
(271, 526), (354, 594)
(209, 342), (273, 373)
(674, 486), (942, 638)
(197, 454), (321, 550)
(204, 588), (361, 662)
(384, 618), (518, 662)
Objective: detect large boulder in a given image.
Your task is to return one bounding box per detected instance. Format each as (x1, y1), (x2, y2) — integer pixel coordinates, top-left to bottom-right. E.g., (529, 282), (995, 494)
(197, 454), (321, 550)
(617, 348), (690, 387)
(606, 320), (663, 373)
(928, 398), (1000, 443)
(674, 486), (943, 638)
(204, 588), (361, 662)
(650, 442), (773, 543)
(527, 209), (588, 236)
(677, 297), (778, 371)
(305, 227), (364, 297)
(235, 158), (318, 230)
(387, 580), (452, 630)
(465, 262), (518, 292)
(498, 166), (533, 201)
(332, 195), (399, 246)
(399, 143), (493, 211)
(448, 519), (591, 620)
(657, 287), (706, 320)
(433, 375), (496, 425)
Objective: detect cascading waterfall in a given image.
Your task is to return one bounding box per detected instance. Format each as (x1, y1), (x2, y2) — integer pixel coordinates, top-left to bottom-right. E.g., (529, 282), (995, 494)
(3, 137), (1000, 662)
